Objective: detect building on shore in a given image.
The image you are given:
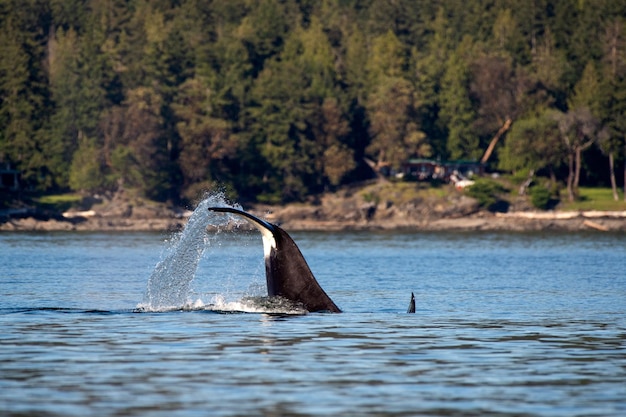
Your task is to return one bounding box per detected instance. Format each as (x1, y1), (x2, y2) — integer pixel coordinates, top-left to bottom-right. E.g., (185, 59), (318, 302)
(400, 158), (484, 183)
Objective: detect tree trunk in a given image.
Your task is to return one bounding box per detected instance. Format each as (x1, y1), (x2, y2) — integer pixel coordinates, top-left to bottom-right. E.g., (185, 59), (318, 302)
(624, 144), (626, 202)
(480, 118), (512, 164)
(567, 152), (575, 202)
(574, 146), (582, 191)
(609, 152), (619, 201)
(363, 157), (387, 182)
(518, 169), (534, 196)
(573, 140), (593, 200)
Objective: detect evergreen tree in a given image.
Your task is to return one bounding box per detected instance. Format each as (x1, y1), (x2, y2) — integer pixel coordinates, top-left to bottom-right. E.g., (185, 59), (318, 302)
(531, 27), (567, 107)
(248, 38), (313, 202)
(365, 30), (406, 81)
(568, 61), (602, 115)
(0, 3), (50, 188)
(69, 133), (104, 193)
(47, 26), (108, 189)
(491, 8), (527, 63)
(236, 0), (293, 77)
(247, 16), (348, 201)
(365, 0), (435, 48)
(343, 24), (368, 104)
(2, 0), (626, 202)
(172, 76), (238, 200)
(439, 42), (479, 160)
(317, 97), (353, 186)
(105, 86), (169, 200)
(470, 55), (517, 164)
(363, 30), (429, 172)
(413, 7), (455, 158)
(601, 16), (626, 201)
(366, 77), (429, 171)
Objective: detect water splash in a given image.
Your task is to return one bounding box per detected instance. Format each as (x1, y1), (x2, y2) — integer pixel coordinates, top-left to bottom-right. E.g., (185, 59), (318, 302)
(205, 295), (308, 315)
(139, 192), (241, 311)
(137, 192), (308, 315)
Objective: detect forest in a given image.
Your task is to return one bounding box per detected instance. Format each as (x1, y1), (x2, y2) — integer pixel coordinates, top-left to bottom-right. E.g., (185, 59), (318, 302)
(1, 0), (626, 205)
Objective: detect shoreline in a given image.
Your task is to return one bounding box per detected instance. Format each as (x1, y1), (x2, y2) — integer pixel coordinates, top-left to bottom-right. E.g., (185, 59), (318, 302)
(2, 208), (626, 233)
(268, 211), (626, 233)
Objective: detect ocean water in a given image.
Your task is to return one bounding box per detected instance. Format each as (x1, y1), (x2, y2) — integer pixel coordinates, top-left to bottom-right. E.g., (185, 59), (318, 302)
(1, 216), (625, 416)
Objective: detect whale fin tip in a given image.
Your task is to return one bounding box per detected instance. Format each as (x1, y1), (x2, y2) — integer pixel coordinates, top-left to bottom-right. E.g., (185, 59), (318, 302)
(407, 292), (416, 314)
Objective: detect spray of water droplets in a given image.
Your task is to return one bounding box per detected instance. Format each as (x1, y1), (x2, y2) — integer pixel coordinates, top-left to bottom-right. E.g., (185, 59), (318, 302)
(137, 191), (308, 315)
(138, 192), (241, 311)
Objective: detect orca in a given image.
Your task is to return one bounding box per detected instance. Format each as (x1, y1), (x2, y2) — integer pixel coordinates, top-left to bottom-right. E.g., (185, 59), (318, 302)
(407, 292), (415, 313)
(208, 207), (342, 313)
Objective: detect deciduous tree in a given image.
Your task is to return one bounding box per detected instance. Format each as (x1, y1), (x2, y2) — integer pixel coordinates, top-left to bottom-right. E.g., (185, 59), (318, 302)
(552, 108), (602, 201)
(499, 111), (563, 190)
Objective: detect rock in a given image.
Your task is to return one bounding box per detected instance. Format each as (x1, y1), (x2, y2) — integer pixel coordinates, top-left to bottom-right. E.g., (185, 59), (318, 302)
(359, 203), (376, 221)
(3, 182), (626, 232)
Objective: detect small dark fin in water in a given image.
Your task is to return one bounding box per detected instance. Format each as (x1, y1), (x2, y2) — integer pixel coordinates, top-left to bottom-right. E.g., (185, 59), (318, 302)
(407, 292), (415, 313)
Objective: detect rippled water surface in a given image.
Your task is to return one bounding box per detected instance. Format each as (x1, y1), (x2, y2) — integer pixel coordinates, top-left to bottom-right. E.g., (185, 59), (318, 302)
(1, 229), (625, 416)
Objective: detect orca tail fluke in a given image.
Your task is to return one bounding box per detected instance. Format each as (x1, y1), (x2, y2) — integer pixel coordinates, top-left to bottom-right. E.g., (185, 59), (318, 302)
(407, 292), (416, 313)
(208, 206), (275, 232)
(208, 206), (341, 313)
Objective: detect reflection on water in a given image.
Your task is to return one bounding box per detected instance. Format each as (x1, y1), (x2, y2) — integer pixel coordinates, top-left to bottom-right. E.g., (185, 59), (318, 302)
(1, 231), (625, 416)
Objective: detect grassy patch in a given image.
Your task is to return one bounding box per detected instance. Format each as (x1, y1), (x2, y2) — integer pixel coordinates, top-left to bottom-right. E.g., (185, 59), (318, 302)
(359, 181), (450, 205)
(560, 187), (626, 211)
(33, 193), (83, 212)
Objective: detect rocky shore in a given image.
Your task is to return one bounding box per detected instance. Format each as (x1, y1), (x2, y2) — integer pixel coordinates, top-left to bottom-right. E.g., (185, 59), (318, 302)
(2, 183), (626, 233)
(3, 205), (626, 233)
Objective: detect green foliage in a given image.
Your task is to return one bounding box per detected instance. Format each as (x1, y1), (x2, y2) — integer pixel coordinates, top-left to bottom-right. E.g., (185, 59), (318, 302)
(366, 31), (406, 82)
(361, 191), (380, 205)
(1, 0), (626, 204)
(366, 77), (429, 170)
(465, 178), (508, 211)
(69, 135), (105, 193)
(499, 112), (562, 174)
(0, 4), (50, 189)
(47, 25), (109, 188)
(529, 186), (552, 210)
(560, 187), (626, 211)
(172, 76), (238, 194)
(34, 193), (82, 212)
(568, 62), (602, 115)
(109, 145), (141, 188)
(439, 43), (479, 160)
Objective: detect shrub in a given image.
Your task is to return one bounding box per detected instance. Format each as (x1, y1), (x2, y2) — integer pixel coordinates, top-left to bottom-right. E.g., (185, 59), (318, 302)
(529, 186), (552, 210)
(465, 179), (508, 211)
